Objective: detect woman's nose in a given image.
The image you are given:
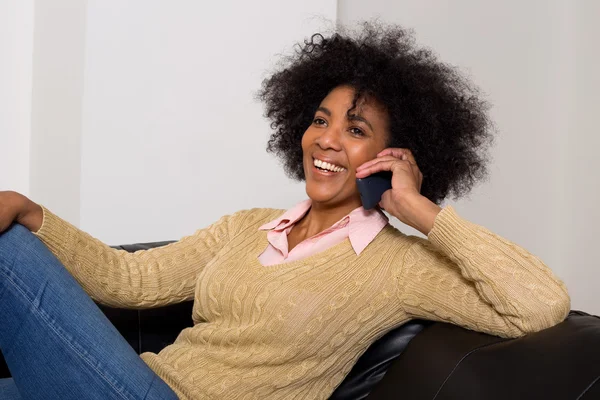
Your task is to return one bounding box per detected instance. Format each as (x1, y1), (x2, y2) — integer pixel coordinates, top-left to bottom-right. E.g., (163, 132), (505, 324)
(316, 127), (342, 151)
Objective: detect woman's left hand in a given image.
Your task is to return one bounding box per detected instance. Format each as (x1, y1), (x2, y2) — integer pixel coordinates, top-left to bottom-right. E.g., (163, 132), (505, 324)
(356, 148), (441, 235)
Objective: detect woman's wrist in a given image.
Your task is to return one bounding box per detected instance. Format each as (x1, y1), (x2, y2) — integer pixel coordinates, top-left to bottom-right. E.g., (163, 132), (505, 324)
(393, 192), (442, 236)
(14, 193), (44, 233)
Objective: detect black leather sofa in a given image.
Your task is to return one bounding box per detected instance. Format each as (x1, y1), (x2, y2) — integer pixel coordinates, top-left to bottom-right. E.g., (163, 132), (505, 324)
(1, 241), (599, 399)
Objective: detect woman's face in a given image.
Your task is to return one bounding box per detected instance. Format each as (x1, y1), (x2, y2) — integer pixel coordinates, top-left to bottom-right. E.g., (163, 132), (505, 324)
(302, 85), (390, 210)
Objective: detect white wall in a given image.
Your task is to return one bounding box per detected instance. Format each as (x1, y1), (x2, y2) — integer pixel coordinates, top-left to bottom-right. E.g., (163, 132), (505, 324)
(0, 0), (34, 196)
(565, 1), (600, 317)
(79, 0), (337, 243)
(29, 0), (87, 225)
(338, 0), (599, 314)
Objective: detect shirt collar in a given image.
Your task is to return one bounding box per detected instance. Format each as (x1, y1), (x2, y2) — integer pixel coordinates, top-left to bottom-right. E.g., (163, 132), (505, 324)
(346, 205), (389, 255)
(259, 199), (389, 255)
(258, 199), (312, 231)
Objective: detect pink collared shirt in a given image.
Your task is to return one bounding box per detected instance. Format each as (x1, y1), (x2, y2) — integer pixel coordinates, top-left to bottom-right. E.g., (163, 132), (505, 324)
(257, 199), (389, 266)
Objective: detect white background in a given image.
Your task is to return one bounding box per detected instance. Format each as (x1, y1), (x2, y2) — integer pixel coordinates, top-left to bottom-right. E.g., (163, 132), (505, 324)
(0, 0), (33, 196)
(2, 0), (599, 314)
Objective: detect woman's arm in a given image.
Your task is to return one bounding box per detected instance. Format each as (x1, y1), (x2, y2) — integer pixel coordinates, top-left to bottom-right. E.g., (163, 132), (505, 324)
(31, 205), (250, 309)
(396, 205), (571, 338)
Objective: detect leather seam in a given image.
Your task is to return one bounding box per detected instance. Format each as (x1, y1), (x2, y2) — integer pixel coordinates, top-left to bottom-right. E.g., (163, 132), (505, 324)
(576, 374), (600, 400)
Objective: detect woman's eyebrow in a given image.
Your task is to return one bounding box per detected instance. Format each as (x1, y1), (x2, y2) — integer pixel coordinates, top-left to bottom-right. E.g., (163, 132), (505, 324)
(316, 106), (374, 131)
(348, 114), (373, 131)
(316, 106), (331, 116)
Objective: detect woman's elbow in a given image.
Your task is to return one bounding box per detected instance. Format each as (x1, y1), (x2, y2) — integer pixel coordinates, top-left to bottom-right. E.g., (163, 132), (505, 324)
(517, 291), (571, 335)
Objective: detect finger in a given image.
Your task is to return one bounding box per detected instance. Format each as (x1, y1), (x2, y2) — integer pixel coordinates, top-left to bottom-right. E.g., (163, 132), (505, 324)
(357, 155), (400, 172)
(359, 149), (412, 171)
(378, 189), (394, 212)
(379, 148), (418, 165)
(403, 150), (418, 165)
(377, 148), (400, 158)
(356, 156), (399, 173)
(355, 159), (404, 178)
(364, 156), (420, 177)
(377, 148), (409, 159)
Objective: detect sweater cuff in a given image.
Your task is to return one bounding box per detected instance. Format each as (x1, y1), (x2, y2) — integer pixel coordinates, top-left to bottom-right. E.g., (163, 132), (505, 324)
(32, 205), (73, 254)
(426, 205), (482, 257)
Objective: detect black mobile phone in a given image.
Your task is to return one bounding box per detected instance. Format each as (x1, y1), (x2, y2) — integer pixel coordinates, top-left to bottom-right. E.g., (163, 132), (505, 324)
(356, 171), (393, 210)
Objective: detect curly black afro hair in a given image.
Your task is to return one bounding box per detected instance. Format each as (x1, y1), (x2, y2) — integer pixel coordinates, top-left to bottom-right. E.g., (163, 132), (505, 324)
(257, 20), (496, 206)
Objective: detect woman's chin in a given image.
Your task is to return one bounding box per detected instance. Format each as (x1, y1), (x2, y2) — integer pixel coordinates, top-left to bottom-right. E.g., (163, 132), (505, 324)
(307, 193), (335, 205)
(305, 188), (339, 205)
(306, 188), (354, 208)
(305, 180), (360, 208)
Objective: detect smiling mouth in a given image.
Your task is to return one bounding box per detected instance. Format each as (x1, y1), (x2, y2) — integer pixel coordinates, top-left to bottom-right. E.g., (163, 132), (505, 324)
(312, 157), (346, 173)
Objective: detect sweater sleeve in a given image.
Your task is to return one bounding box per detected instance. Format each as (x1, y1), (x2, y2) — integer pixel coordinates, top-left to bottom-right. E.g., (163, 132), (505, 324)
(397, 205), (571, 338)
(33, 206), (248, 309)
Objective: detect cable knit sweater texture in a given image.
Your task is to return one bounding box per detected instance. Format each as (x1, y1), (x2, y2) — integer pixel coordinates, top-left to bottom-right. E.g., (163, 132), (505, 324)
(33, 205), (571, 400)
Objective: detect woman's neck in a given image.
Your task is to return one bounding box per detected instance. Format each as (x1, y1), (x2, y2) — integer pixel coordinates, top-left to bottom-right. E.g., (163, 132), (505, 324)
(293, 199), (360, 240)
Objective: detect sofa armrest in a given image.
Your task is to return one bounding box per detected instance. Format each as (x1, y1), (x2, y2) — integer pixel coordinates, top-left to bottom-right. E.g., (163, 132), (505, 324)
(367, 310), (600, 400)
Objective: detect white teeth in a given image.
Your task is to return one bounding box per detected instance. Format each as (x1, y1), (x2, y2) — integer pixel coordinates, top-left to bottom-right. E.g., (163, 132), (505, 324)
(313, 158), (345, 173)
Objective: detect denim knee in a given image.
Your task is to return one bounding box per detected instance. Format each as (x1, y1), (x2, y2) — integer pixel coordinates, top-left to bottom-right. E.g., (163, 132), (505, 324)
(0, 223), (33, 243)
(0, 224), (36, 261)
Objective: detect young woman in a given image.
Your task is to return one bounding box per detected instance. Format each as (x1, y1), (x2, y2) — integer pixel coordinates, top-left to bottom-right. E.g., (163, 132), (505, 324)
(0, 21), (570, 400)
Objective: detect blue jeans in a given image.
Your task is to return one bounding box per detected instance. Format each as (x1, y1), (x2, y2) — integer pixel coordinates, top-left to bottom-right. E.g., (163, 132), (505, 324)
(0, 224), (179, 400)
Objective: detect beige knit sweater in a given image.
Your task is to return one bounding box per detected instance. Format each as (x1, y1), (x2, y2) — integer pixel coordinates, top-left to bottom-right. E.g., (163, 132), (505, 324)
(33, 205), (570, 400)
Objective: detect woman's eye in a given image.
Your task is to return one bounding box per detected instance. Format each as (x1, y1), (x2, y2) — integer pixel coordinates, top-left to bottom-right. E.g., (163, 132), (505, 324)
(350, 127), (364, 136)
(313, 118), (326, 125)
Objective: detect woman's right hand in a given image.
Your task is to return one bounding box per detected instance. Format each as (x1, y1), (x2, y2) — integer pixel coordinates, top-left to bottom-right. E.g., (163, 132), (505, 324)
(0, 191), (43, 234)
